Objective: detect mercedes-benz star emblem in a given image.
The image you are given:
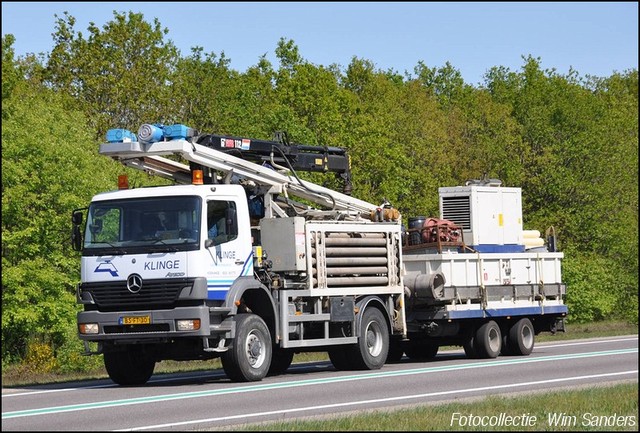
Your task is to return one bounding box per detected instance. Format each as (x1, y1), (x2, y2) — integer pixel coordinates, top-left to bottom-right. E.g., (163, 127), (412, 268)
(126, 274), (143, 294)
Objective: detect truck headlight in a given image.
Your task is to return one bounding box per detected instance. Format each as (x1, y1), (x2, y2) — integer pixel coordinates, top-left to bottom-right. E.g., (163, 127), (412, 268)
(79, 323), (99, 334)
(176, 319), (201, 331)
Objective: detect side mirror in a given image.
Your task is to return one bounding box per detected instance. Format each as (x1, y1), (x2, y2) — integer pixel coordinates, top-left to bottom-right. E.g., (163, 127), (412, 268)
(72, 225), (83, 251)
(72, 210), (83, 226)
(71, 209), (85, 251)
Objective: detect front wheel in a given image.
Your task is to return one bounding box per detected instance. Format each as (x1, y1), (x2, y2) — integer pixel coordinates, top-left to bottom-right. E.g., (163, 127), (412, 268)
(222, 314), (272, 382)
(104, 346), (155, 386)
(268, 347), (294, 376)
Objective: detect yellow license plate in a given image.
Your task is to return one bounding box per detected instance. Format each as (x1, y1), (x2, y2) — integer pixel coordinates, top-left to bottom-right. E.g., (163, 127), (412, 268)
(120, 315), (151, 325)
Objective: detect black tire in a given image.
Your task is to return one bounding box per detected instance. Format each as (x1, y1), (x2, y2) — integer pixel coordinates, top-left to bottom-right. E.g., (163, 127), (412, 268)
(507, 318), (535, 356)
(222, 314), (272, 382)
(328, 346), (353, 371)
(473, 320), (502, 358)
(351, 307), (389, 370)
(386, 339), (404, 363)
(404, 342), (438, 360)
(268, 347), (294, 376)
(104, 347), (155, 386)
(463, 335), (477, 358)
(501, 334), (513, 356)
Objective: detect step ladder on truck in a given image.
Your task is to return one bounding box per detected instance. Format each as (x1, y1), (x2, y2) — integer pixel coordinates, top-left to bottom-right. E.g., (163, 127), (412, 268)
(72, 123), (406, 385)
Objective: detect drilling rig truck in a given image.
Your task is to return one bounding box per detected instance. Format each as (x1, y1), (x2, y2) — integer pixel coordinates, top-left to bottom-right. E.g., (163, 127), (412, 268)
(72, 123), (567, 385)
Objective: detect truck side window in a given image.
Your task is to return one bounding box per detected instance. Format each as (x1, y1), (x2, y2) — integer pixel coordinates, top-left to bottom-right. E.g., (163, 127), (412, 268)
(207, 200), (238, 245)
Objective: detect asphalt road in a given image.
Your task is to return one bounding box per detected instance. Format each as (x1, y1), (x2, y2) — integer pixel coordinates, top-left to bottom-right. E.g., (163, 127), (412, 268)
(2, 335), (637, 431)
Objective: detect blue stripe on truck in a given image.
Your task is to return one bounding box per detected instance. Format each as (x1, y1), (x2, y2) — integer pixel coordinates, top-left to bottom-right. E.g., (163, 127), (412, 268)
(446, 305), (568, 319)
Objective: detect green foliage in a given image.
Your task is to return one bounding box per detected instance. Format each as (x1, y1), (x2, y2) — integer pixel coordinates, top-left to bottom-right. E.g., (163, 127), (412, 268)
(414, 60), (467, 106)
(171, 46), (243, 133)
(1, 60), (124, 364)
(45, 11), (180, 136)
(563, 250), (634, 323)
(54, 328), (104, 373)
(483, 58), (638, 325)
(2, 34), (20, 102)
(18, 340), (58, 375)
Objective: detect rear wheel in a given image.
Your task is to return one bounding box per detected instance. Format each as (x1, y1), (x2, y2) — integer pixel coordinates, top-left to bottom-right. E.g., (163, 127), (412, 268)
(507, 318), (535, 356)
(331, 307), (390, 371)
(104, 346), (155, 386)
(351, 307), (389, 370)
(222, 314), (272, 382)
(328, 346), (353, 370)
(386, 339), (404, 363)
(474, 320), (502, 358)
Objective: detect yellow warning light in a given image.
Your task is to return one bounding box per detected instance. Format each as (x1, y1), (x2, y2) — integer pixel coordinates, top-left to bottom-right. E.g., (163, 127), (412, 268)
(118, 174), (129, 189)
(192, 169), (204, 185)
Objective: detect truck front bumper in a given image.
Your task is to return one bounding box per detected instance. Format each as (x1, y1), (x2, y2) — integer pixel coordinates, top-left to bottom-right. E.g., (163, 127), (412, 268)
(77, 305), (234, 344)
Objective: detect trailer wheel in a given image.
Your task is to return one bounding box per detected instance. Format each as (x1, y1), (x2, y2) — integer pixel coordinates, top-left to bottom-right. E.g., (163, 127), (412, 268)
(507, 318), (535, 356)
(501, 334), (513, 356)
(474, 320), (502, 358)
(404, 343), (438, 360)
(104, 347), (155, 386)
(463, 336), (478, 358)
(222, 314), (272, 382)
(267, 347), (294, 376)
(351, 307), (389, 370)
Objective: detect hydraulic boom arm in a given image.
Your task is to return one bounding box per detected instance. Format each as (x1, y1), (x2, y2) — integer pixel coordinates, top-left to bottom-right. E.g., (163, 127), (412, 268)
(99, 124), (395, 220)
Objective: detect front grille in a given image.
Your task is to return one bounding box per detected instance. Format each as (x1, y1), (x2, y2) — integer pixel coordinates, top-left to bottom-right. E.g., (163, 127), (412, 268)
(81, 278), (194, 311)
(104, 324), (171, 334)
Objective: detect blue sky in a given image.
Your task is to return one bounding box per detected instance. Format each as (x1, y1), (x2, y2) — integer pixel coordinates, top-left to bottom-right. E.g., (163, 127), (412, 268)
(2, 1), (638, 85)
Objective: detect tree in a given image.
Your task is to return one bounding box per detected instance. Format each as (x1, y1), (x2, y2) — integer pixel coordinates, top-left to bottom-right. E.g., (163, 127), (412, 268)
(484, 57), (638, 323)
(413, 60), (467, 107)
(2, 35), (20, 104)
(45, 11), (180, 136)
(171, 46), (240, 133)
(1, 67), (123, 363)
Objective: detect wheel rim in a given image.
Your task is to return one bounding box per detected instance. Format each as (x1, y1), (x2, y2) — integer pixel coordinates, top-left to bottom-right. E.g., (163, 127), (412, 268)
(522, 323), (534, 349)
(488, 326), (501, 353)
(365, 320), (383, 357)
(245, 329), (266, 368)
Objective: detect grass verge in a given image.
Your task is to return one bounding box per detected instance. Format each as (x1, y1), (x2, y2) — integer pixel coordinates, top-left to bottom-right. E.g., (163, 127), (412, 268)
(234, 382), (638, 431)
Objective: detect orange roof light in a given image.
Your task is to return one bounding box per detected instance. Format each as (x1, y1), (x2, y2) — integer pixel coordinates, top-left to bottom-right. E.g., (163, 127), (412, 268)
(118, 174), (129, 189)
(192, 169), (204, 185)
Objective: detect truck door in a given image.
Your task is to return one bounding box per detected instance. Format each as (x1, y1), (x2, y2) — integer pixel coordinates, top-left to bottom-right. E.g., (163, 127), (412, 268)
(204, 198), (253, 300)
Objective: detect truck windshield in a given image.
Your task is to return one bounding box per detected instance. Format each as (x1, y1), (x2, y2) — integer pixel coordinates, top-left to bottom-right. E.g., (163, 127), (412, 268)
(83, 196), (201, 255)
